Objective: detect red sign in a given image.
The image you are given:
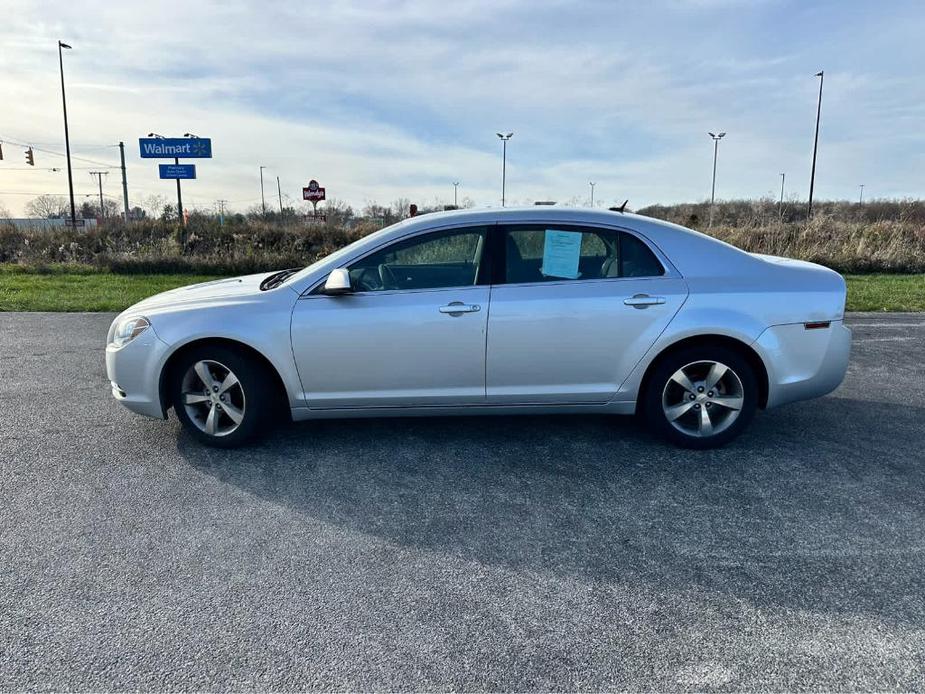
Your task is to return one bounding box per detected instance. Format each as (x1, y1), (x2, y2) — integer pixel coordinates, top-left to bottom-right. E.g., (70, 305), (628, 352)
(302, 179), (325, 202)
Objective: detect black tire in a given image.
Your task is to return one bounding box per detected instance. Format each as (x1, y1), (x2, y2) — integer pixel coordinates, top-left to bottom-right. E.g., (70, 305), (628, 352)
(169, 344), (277, 448)
(643, 345), (758, 449)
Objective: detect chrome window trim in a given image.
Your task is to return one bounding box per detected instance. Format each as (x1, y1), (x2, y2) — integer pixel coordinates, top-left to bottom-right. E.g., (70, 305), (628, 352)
(299, 219), (681, 298)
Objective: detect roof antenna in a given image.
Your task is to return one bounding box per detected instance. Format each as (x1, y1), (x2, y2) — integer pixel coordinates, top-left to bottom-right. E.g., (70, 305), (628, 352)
(609, 200), (629, 213)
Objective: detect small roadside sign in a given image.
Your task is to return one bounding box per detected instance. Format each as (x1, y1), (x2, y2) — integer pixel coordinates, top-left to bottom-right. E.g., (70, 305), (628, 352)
(302, 179), (326, 202)
(159, 164), (197, 180)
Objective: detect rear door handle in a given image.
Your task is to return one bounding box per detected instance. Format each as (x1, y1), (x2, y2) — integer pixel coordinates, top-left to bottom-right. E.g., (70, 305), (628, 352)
(439, 302), (481, 315)
(624, 294), (666, 308)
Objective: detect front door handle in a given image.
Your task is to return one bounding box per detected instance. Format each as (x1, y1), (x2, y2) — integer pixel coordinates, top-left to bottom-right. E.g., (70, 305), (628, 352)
(624, 294), (666, 308)
(439, 302), (481, 316)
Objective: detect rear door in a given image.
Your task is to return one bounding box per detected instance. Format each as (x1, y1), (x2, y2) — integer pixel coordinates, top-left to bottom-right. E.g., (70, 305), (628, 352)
(485, 224), (688, 404)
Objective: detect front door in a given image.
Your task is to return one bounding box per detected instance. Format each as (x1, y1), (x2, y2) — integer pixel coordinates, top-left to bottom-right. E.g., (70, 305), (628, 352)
(290, 225), (491, 409)
(486, 224), (688, 404)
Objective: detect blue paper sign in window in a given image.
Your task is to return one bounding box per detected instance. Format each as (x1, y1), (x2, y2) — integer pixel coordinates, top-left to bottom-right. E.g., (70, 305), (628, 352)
(541, 229), (582, 279)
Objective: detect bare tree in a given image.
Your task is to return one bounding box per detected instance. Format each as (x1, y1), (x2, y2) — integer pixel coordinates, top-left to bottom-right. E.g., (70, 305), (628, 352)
(137, 194), (168, 219)
(0, 202), (11, 220)
(25, 195), (69, 219)
(390, 197), (412, 220)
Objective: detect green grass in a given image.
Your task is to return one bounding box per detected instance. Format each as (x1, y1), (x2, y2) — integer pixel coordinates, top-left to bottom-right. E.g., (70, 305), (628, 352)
(844, 274), (925, 312)
(0, 266), (224, 312)
(0, 265), (923, 312)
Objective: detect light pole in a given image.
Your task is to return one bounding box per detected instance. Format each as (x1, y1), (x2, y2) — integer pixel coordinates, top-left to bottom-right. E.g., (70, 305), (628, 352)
(808, 70), (824, 217)
(149, 132), (184, 224)
(58, 40), (77, 228)
(496, 132), (513, 206)
(259, 166), (267, 218)
(453, 181), (459, 207)
(708, 132), (725, 205)
(589, 181), (596, 207)
(858, 184), (864, 204)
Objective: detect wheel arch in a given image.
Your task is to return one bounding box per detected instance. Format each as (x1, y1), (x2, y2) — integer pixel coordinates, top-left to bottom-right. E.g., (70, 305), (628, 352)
(158, 337), (291, 420)
(635, 334), (770, 413)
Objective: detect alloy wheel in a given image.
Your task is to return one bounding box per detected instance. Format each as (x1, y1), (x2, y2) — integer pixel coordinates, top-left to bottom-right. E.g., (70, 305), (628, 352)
(661, 360), (744, 438)
(180, 359), (246, 437)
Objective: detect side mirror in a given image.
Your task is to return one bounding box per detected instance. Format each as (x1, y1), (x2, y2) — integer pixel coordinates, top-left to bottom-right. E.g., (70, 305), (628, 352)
(323, 268), (352, 295)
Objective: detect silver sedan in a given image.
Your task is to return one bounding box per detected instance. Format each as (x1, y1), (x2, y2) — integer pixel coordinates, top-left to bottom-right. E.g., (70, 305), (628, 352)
(105, 207), (850, 448)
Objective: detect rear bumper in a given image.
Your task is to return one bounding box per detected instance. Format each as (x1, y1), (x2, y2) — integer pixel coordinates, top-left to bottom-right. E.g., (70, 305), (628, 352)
(755, 321), (851, 409)
(105, 327), (170, 419)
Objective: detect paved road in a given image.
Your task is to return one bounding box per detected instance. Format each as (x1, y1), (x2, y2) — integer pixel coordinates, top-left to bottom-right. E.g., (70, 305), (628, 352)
(1, 313), (924, 691)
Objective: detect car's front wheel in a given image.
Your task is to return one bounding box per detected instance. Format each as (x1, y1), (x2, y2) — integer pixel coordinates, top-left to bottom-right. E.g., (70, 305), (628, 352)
(169, 345), (275, 447)
(643, 345), (758, 449)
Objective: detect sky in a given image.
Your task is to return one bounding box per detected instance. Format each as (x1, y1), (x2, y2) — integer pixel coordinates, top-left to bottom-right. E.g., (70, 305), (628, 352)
(1, 0), (924, 216)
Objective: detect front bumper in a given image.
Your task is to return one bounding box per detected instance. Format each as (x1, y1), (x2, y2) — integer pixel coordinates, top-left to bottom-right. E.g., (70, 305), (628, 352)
(756, 320), (852, 409)
(105, 326), (171, 419)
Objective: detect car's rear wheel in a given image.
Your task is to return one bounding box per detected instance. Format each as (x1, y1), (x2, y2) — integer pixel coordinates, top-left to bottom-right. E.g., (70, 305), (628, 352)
(169, 345), (275, 447)
(643, 345), (757, 449)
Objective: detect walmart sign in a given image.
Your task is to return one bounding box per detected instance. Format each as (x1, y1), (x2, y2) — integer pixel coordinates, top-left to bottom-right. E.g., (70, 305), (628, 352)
(138, 137), (212, 158)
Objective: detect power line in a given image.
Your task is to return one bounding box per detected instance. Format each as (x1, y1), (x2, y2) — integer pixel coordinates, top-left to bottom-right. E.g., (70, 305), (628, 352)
(0, 134), (118, 168)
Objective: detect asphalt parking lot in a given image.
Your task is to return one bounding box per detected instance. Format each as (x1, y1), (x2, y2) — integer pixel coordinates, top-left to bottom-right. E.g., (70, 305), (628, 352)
(1, 312), (924, 691)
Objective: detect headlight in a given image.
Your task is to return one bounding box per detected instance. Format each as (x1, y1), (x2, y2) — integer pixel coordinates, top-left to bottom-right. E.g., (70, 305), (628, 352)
(110, 316), (151, 348)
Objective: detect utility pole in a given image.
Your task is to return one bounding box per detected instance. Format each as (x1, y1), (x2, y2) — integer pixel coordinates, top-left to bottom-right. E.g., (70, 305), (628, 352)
(589, 181), (596, 207)
(277, 176), (283, 215)
(808, 70), (824, 218)
(216, 199), (228, 226)
(496, 132), (513, 207)
(58, 40), (77, 228)
(779, 173), (786, 207)
(858, 184), (864, 204)
(259, 166), (267, 218)
(118, 141), (130, 221)
(453, 181), (459, 207)
(89, 171), (108, 219)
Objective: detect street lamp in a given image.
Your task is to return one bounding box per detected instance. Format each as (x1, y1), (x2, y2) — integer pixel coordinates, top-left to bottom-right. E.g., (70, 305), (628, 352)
(708, 132), (726, 205)
(496, 132), (513, 207)
(58, 40), (77, 228)
(589, 181), (596, 207)
(259, 166), (267, 218)
(808, 70), (824, 217)
(453, 181), (459, 207)
(779, 172), (786, 221)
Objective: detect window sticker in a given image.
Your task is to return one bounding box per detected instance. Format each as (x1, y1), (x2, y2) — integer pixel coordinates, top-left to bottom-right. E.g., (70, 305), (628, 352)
(541, 229), (582, 279)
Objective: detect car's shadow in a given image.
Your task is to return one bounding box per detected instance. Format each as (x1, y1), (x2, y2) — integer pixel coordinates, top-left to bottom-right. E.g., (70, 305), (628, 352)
(176, 397), (925, 626)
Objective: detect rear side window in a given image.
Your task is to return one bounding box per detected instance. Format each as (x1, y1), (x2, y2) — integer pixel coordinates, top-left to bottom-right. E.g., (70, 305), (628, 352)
(499, 225), (663, 284)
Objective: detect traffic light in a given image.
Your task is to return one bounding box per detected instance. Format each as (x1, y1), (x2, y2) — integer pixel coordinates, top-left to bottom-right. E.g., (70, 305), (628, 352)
(25, 147), (34, 166)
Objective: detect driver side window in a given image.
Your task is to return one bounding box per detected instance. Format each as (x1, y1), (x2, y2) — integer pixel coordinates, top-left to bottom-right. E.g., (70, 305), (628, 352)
(346, 227), (488, 292)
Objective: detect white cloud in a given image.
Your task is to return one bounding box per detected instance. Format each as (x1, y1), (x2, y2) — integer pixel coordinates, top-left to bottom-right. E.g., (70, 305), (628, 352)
(0, 0), (923, 216)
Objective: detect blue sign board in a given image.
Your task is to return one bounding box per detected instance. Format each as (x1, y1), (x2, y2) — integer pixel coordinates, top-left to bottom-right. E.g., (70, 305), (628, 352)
(159, 164), (197, 179)
(139, 137), (212, 159)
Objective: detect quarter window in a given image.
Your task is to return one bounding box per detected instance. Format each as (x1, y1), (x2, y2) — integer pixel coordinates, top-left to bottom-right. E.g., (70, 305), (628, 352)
(346, 227), (488, 292)
(500, 225), (664, 284)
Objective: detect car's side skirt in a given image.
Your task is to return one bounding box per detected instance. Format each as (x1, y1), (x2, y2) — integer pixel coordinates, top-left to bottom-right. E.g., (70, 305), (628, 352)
(290, 401), (637, 421)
